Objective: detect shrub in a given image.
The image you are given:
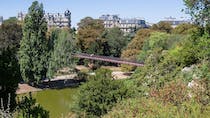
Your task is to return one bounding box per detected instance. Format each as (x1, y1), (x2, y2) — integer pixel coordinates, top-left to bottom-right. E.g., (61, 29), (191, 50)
(16, 93), (49, 118)
(73, 68), (134, 117)
(156, 80), (189, 105)
(103, 97), (210, 118)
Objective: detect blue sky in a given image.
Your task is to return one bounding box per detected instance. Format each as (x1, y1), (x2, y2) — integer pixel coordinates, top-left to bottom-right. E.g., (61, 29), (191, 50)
(0, 0), (190, 27)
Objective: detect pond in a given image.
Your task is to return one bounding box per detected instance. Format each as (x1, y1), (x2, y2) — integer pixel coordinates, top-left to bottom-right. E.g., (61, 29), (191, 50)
(22, 88), (78, 118)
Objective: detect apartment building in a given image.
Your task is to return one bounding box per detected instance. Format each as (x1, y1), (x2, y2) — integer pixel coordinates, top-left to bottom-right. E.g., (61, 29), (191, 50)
(17, 10), (71, 28)
(119, 18), (146, 32)
(160, 17), (191, 28)
(99, 14), (147, 33)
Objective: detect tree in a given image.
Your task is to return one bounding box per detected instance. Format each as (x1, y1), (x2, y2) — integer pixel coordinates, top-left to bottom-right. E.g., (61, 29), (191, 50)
(183, 0), (210, 26)
(77, 17), (104, 54)
(126, 29), (154, 50)
(47, 29), (76, 78)
(151, 21), (173, 33)
(102, 27), (128, 57)
(18, 1), (48, 83)
(0, 18), (22, 50)
(0, 18), (22, 110)
(120, 29), (154, 71)
(172, 23), (197, 34)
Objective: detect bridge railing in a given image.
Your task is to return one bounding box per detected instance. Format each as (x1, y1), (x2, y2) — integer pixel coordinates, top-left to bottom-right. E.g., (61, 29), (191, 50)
(73, 53), (144, 66)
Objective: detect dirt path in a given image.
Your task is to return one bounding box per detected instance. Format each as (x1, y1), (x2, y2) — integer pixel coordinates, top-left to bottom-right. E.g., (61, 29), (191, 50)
(16, 84), (42, 94)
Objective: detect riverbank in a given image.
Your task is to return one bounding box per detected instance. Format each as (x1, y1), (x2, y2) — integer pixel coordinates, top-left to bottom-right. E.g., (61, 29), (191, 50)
(16, 84), (42, 94)
(16, 66), (132, 94)
(16, 74), (79, 95)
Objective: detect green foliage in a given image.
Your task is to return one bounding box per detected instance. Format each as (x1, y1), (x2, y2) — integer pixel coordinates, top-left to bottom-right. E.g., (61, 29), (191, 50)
(102, 27), (128, 57)
(47, 29), (76, 78)
(168, 31), (210, 66)
(120, 49), (140, 71)
(183, 0), (210, 26)
(77, 17), (104, 55)
(132, 33), (185, 95)
(103, 97), (210, 118)
(172, 23), (197, 34)
(104, 79), (209, 118)
(139, 32), (184, 61)
(3, 17), (19, 26)
(120, 29), (154, 71)
(106, 2), (210, 117)
(151, 21), (173, 33)
(18, 1), (48, 83)
(17, 93), (49, 118)
(126, 29), (154, 50)
(0, 19), (22, 110)
(156, 80), (189, 105)
(76, 71), (88, 81)
(0, 18), (22, 50)
(73, 68), (134, 117)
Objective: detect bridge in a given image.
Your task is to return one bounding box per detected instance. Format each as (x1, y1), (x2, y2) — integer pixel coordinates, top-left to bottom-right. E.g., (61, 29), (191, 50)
(73, 53), (144, 66)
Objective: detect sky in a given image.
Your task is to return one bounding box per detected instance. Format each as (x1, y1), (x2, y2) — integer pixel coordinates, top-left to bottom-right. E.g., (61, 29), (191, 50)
(0, 0), (190, 27)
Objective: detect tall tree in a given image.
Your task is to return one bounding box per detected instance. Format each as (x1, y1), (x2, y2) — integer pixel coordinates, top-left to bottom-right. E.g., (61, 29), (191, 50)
(77, 17), (104, 54)
(0, 18), (22, 110)
(47, 29), (76, 78)
(18, 1), (48, 84)
(102, 27), (128, 57)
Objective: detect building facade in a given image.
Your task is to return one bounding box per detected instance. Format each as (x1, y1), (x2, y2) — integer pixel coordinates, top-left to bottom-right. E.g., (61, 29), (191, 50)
(0, 16), (3, 25)
(160, 17), (191, 28)
(119, 18), (146, 32)
(99, 14), (147, 33)
(99, 14), (120, 28)
(17, 10), (71, 28)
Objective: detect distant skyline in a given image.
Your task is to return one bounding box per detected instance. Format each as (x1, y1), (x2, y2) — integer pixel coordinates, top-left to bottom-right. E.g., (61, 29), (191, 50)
(0, 0), (190, 27)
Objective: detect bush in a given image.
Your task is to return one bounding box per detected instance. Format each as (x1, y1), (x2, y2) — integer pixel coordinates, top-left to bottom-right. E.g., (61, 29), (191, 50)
(16, 93), (49, 118)
(73, 68), (134, 117)
(155, 80), (189, 105)
(103, 97), (210, 118)
(76, 71), (88, 81)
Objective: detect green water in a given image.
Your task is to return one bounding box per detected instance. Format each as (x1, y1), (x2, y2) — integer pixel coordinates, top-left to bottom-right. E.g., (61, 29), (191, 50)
(27, 88), (78, 118)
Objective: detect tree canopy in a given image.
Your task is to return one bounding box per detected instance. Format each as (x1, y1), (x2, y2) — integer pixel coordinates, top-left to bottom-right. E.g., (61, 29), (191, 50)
(151, 21), (173, 33)
(77, 17), (105, 54)
(47, 29), (76, 78)
(184, 0), (210, 26)
(0, 17), (22, 110)
(18, 1), (48, 83)
(102, 27), (128, 57)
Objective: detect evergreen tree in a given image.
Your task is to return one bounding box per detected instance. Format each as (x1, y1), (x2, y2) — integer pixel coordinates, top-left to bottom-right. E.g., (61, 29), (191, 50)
(47, 29), (76, 78)
(102, 27), (128, 57)
(18, 1), (48, 83)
